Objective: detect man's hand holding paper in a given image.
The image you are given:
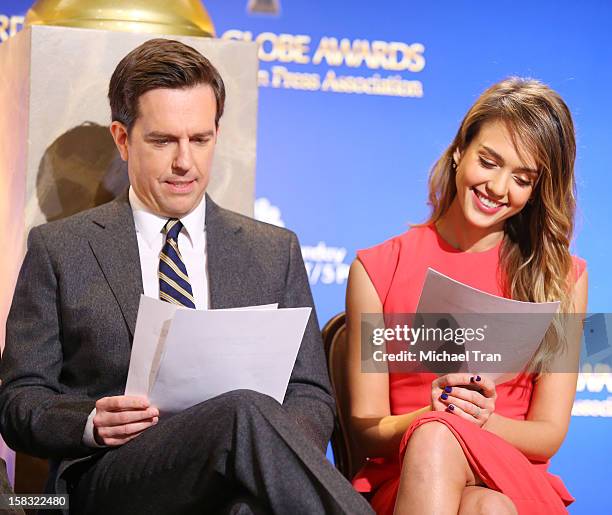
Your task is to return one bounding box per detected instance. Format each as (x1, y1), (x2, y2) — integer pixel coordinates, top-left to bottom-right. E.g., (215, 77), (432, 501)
(92, 395), (159, 446)
(125, 295), (312, 415)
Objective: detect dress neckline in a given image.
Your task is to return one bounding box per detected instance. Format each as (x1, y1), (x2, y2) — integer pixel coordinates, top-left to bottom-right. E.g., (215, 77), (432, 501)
(428, 224), (502, 256)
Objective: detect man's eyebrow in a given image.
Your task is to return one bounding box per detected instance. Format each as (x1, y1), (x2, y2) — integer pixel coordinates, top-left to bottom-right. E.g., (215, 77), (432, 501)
(144, 130), (215, 139)
(144, 131), (175, 139)
(190, 130), (215, 138)
(480, 145), (538, 175)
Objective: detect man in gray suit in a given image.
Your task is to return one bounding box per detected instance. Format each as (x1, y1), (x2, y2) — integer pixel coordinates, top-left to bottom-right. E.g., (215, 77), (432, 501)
(0, 39), (372, 514)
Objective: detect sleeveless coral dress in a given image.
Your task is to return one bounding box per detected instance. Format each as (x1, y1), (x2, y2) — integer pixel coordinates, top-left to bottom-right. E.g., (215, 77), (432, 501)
(352, 225), (585, 515)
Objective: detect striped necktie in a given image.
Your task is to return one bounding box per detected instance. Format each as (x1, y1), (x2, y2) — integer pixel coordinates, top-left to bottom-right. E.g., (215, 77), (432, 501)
(158, 219), (196, 308)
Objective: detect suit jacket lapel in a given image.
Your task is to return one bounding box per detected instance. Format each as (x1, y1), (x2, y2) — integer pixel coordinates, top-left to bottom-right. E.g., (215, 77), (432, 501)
(88, 193), (143, 337)
(205, 194), (244, 310)
(86, 193), (241, 330)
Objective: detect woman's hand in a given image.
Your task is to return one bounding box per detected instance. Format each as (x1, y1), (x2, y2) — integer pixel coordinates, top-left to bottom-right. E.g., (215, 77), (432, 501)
(431, 373), (497, 428)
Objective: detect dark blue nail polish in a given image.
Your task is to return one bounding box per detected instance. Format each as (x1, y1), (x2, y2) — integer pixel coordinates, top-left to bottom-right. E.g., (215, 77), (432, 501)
(444, 386), (452, 393)
(470, 376), (475, 383)
(447, 404), (455, 411)
(441, 393), (448, 400)
(475, 375), (482, 382)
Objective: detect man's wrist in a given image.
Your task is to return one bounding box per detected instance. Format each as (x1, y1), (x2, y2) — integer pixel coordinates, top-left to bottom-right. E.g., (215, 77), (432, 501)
(82, 408), (106, 448)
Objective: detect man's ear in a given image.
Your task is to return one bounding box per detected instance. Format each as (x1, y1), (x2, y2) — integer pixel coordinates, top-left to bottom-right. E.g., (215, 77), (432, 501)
(110, 121), (129, 161)
(452, 148), (461, 168)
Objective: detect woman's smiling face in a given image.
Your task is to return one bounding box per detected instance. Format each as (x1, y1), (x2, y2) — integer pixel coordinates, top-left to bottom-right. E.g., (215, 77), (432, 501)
(452, 120), (540, 233)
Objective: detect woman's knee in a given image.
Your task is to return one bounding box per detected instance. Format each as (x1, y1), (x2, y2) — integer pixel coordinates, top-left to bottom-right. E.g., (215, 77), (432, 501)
(405, 420), (458, 456)
(459, 488), (517, 515)
(402, 421), (456, 470)
(401, 421), (473, 483)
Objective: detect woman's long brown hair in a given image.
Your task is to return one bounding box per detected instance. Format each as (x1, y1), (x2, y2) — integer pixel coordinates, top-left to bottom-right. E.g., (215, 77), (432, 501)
(425, 78), (578, 373)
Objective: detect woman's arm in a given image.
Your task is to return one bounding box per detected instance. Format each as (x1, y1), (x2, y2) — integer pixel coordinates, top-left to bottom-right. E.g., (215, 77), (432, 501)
(346, 259), (430, 458)
(483, 270), (589, 460)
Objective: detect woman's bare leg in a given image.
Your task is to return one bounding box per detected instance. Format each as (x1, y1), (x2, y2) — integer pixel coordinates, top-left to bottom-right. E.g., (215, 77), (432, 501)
(458, 486), (517, 515)
(393, 421), (480, 515)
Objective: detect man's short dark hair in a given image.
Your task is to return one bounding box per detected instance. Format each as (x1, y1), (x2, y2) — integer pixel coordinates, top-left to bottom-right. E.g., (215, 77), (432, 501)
(108, 38), (226, 132)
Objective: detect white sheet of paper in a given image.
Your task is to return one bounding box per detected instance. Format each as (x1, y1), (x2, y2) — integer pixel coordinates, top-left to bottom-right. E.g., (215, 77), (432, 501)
(416, 268), (560, 382)
(125, 296), (179, 398)
(125, 295), (279, 398)
(149, 307), (311, 414)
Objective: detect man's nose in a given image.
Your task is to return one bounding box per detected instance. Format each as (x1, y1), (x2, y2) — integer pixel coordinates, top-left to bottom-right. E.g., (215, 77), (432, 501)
(172, 140), (193, 172)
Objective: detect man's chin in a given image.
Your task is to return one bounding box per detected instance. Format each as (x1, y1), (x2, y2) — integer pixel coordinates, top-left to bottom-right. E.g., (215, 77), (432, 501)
(154, 198), (196, 218)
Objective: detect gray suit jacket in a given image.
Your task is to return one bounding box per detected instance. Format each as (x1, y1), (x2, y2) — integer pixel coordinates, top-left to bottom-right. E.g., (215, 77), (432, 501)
(0, 193), (335, 491)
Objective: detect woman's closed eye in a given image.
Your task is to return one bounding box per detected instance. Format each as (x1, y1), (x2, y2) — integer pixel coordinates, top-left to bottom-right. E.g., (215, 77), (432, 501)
(513, 175), (533, 188)
(478, 156), (497, 169)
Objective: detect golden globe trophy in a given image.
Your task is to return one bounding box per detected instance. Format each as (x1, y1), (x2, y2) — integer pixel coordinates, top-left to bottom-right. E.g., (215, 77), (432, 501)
(25, 0), (215, 37)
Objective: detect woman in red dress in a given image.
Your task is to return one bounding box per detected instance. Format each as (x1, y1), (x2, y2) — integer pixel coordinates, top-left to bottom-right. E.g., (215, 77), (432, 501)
(346, 78), (588, 514)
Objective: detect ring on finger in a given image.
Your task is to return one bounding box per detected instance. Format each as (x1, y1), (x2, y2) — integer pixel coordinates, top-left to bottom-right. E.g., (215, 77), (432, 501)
(473, 406), (481, 418)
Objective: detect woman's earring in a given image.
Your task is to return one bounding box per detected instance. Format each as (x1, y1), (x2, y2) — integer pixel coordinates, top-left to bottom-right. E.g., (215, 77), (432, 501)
(452, 161), (457, 170)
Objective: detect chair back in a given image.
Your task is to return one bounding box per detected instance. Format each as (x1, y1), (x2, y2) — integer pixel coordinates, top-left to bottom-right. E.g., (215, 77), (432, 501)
(322, 312), (364, 480)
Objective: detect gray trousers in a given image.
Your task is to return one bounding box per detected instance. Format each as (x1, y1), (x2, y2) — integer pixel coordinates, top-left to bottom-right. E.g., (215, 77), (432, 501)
(69, 390), (373, 515)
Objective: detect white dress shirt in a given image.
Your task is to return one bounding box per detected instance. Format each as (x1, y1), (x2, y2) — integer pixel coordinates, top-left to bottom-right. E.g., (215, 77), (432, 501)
(83, 188), (210, 446)
(129, 187), (209, 310)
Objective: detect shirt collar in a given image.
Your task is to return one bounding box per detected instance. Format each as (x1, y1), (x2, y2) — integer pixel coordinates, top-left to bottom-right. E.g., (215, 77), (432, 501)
(128, 186), (207, 249)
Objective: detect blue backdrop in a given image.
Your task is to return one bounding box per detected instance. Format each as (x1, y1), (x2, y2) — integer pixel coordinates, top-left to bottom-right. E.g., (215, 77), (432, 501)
(2, 1), (611, 512)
